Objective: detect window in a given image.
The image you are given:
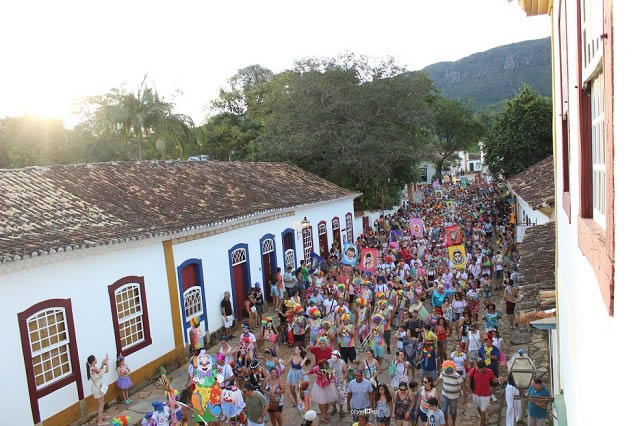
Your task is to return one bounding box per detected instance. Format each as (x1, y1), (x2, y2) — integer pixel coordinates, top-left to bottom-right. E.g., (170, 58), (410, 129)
(183, 287), (203, 322)
(18, 299), (83, 424)
(285, 249), (295, 270)
(590, 72), (606, 228)
(261, 238), (275, 255)
(27, 308), (72, 389)
(575, 0), (615, 315)
(345, 213), (354, 243)
(302, 227), (313, 264)
(108, 276), (152, 356)
(332, 217), (340, 231)
(318, 222), (327, 235)
(232, 248), (247, 265)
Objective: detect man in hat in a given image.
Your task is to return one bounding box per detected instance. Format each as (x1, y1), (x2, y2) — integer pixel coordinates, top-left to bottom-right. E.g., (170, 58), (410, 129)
(337, 314), (357, 363)
(435, 360), (466, 426)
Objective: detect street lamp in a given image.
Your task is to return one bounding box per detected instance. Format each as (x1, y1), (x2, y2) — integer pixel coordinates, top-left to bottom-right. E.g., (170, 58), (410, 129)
(301, 217), (311, 229)
(507, 349), (537, 388)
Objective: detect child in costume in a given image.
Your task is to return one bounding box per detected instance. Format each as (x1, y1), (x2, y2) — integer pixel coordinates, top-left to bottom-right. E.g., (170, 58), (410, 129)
(116, 355), (133, 404)
(355, 297), (369, 343)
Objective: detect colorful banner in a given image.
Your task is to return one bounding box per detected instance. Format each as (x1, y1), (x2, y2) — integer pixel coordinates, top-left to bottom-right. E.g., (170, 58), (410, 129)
(409, 218), (424, 238)
(309, 252), (326, 274)
(448, 244), (467, 270)
(435, 190), (443, 199)
(359, 248), (378, 273)
(445, 200), (455, 214)
(444, 225), (462, 247)
(341, 242), (359, 266)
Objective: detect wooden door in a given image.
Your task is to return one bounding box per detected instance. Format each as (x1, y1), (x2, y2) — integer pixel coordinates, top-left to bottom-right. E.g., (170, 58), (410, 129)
(232, 263), (247, 319)
(318, 221), (329, 260)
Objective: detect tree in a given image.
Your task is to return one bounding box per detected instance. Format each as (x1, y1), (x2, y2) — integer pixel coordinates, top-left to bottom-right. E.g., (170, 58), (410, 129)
(211, 65), (274, 117)
(483, 85), (552, 177)
(424, 98), (485, 180)
(81, 76), (193, 160)
(251, 54), (437, 209)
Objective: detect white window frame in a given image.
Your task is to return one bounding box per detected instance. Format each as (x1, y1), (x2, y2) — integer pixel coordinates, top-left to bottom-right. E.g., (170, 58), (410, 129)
(114, 283), (145, 350)
(345, 213), (354, 243)
(302, 227), (313, 264)
(332, 218), (340, 231)
(232, 248), (247, 266)
(580, 0), (604, 84)
(261, 238), (275, 255)
(590, 72), (606, 229)
(27, 308), (72, 390)
(318, 223), (327, 235)
(183, 287), (204, 322)
(285, 248), (295, 270)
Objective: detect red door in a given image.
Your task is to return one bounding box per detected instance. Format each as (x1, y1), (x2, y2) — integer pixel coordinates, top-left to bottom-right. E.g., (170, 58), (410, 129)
(262, 252), (272, 300)
(232, 263), (247, 319)
(284, 233), (293, 251)
(332, 218), (341, 253)
(363, 216), (370, 233)
(319, 233), (329, 260)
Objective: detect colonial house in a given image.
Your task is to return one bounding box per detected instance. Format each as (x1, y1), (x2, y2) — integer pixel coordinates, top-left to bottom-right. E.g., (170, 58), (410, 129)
(506, 155), (555, 242)
(517, 0), (636, 425)
(0, 161), (358, 425)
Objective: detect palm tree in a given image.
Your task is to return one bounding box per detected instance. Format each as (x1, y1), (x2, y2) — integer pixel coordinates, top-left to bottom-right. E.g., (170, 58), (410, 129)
(89, 76), (193, 160)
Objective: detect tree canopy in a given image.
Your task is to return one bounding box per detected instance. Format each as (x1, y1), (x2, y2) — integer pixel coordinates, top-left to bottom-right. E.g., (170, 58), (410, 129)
(482, 85), (552, 177)
(249, 55), (438, 209)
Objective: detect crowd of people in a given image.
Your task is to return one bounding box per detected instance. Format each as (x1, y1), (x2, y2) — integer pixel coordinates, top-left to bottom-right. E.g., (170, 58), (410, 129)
(194, 175), (549, 426)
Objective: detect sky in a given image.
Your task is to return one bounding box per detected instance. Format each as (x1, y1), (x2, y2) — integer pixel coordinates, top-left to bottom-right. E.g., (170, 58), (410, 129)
(0, 0), (550, 127)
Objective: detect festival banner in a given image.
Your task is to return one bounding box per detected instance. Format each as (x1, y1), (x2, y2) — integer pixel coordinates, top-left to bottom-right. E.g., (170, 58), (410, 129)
(448, 244), (467, 270)
(309, 252), (326, 274)
(445, 200), (455, 214)
(359, 248), (378, 273)
(432, 180), (440, 189)
(444, 225), (462, 247)
(409, 218), (424, 238)
(341, 242), (359, 266)
(435, 190), (443, 200)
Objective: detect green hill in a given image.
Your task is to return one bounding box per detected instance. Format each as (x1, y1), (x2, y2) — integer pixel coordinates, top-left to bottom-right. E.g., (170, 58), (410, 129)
(421, 37), (551, 108)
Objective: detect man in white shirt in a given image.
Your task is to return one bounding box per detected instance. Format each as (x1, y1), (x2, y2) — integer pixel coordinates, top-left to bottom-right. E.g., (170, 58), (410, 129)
(323, 293), (337, 316)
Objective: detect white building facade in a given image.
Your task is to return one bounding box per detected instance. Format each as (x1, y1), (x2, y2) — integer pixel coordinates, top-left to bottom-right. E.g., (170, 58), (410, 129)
(518, 1), (638, 425)
(0, 161), (358, 425)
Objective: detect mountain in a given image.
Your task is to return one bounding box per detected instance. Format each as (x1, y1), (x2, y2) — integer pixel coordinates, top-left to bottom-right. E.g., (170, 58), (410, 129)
(421, 37), (551, 108)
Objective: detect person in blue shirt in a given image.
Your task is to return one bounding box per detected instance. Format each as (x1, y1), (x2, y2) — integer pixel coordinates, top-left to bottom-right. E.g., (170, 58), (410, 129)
(419, 338), (438, 381)
(527, 378), (550, 425)
(431, 284), (445, 309)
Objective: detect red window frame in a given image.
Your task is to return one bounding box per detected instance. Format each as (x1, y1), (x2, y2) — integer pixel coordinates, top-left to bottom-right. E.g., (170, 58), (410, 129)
(108, 276), (153, 357)
(558, 0), (571, 220)
(18, 298), (83, 424)
(575, 0), (615, 314)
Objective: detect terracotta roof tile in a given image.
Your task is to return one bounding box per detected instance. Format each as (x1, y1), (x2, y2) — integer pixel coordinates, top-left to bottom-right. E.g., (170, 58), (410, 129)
(517, 221), (556, 313)
(0, 161), (358, 263)
(507, 156), (554, 210)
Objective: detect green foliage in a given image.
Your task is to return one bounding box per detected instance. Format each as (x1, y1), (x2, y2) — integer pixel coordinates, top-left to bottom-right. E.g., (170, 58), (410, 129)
(424, 97), (485, 178)
(80, 75), (193, 160)
(423, 38), (551, 109)
(483, 85), (553, 177)
(249, 54), (437, 210)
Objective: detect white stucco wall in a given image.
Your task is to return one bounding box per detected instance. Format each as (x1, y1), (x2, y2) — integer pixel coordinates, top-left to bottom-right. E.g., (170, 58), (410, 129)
(0, 243), (174, 425)
(515, 194), (550, 227)
(171, 198), (356, 334)
(552, 1), (638, 425)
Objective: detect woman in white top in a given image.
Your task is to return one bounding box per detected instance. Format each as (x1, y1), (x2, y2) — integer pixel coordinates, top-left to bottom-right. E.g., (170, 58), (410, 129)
(87, 354), (110, 425)
(390, 351), (410, 389)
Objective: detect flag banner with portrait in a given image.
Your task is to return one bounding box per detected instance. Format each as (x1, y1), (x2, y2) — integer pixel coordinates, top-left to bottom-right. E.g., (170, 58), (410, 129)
(445, 200), (455, 214)
(409, 218), (425, 238)
(309, 252), (326, 274)
(359, 248), (378, 273)
(435, 189), (443, 200)
(448, 244), (467, 270)
(341, 242), (359, 266)
(444, 225), (462, 247)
